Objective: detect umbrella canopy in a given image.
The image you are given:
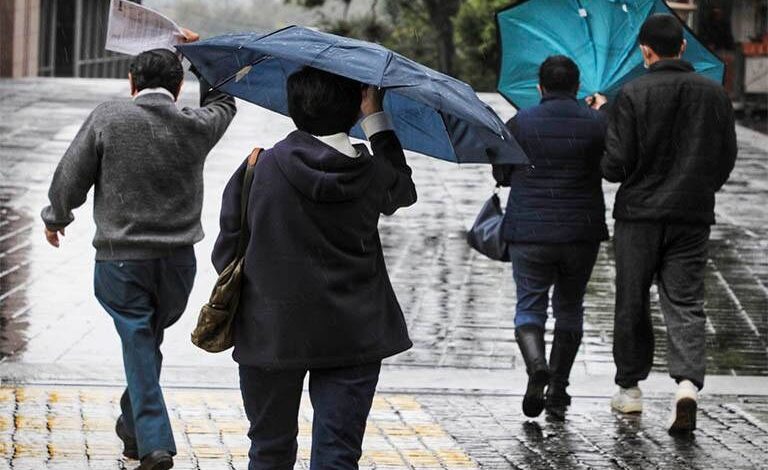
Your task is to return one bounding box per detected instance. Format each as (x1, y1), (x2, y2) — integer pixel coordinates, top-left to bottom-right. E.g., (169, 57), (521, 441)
(177, 26), (527, 165)
(496, 0), (725, 109)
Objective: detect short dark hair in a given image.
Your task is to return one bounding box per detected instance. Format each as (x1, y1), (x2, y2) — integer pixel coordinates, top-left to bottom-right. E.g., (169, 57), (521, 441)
(539, 55), (580, 94)
(287, 67), (362, 136)
(129, 49), (184, 96)
(639, 14), (685, 58)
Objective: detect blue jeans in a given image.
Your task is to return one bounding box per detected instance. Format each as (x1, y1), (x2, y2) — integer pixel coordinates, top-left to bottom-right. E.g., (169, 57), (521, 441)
(239, 362), (381, 470)
(509, 243), (600, 333)
(94, 246), (196, 459)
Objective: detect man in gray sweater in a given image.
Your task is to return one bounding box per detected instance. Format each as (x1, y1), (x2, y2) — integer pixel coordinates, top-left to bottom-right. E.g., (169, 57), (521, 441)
(41, 39), (236, 470)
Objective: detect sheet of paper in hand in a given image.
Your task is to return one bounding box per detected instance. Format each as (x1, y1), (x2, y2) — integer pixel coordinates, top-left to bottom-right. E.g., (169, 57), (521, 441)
(105, 0), (184, 56)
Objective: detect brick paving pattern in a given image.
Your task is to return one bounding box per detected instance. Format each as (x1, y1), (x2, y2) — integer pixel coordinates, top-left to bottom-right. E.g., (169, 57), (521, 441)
(0, 386), (476, 470)
(420, 394), (768, 470)
(0, 385), (767, 469)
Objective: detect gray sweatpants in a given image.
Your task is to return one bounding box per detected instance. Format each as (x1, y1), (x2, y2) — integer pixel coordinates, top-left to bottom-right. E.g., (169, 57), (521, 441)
(612, 220), (710, 390)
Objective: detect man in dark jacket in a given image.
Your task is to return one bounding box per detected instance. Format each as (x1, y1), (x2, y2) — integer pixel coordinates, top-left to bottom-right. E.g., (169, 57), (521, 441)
(494, 56), (608, 421)
(212, 67), (416, 470)
(603, 14), (737, 434)
(41, 39), (237, 469)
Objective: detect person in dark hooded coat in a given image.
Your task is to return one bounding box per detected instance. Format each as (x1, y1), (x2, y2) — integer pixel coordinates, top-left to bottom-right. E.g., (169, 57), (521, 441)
(212, 66), (416, 470)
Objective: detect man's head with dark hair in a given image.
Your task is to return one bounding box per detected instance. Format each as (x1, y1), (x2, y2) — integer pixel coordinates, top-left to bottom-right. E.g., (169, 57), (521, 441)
(287, 67), (362, 136)
(129, 49), (184, 99)
(638, 14), (686, 60)
(538, 55), (580, 95)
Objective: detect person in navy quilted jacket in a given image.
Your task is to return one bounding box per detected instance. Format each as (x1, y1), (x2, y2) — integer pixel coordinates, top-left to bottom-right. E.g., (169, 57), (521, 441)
(493, 55), (608, 422)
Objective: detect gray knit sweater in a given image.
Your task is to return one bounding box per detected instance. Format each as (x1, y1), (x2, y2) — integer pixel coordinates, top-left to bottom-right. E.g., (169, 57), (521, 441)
(41, 80), (237, 260)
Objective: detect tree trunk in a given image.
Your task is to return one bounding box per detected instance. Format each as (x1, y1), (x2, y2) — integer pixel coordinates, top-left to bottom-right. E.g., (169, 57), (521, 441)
(423, 0), (460, 75)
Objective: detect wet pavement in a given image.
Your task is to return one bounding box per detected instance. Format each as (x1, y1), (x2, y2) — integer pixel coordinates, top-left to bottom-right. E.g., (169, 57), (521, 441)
(1, 78), (768, 468)
(0, 385), (767, 470)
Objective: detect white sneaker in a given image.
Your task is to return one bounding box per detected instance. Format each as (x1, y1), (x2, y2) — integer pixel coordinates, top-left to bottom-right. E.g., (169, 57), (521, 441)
(611, 386), (643, 414)
(668, 380), (698, 434)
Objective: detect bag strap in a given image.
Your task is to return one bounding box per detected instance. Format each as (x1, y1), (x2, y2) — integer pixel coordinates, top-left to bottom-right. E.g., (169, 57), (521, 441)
(236, 147), (262, 257)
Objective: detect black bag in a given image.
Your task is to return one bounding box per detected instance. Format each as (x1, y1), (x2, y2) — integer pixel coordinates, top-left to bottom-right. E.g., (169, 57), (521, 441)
(467, 188), (510, 262)
(191, 147), (262, 352)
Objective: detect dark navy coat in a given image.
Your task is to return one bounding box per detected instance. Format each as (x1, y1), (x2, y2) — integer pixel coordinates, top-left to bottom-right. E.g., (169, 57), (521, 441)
(494, 93), (609, 244)
(212, 130), (416, 369)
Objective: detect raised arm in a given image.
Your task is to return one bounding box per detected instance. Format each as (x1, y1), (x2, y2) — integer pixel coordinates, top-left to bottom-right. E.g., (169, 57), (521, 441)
(187, 66), (238, 147)
(40, 107), (102, 246)
(180, 27), (236, 148)
(361, 109), (417, 215)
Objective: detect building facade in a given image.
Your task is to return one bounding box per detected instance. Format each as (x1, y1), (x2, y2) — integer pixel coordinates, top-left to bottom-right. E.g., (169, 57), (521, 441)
(1, 0), (139, 78)
(0, 0), (40, 78)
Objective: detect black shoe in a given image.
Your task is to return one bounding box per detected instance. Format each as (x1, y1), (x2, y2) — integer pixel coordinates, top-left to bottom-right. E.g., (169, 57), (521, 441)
(516, 325), (549, 418)
(138, 450), (174, 470)
(115, 416), (138, 460)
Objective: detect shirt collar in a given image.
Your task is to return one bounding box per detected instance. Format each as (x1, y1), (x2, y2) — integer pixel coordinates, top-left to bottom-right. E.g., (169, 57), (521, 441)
(133, 87), (177, 101)
(312, 132), (359, 158)
(540, 91), (578, 103)
(649, 59), (695, 74)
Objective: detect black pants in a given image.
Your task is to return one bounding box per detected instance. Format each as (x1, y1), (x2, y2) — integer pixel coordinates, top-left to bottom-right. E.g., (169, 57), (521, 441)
(239, 362), (381, 470)
(613, 221), (710, 390)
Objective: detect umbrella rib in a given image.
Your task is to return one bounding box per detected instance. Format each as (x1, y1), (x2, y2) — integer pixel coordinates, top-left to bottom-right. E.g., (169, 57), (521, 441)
(243, 24), (294, 47)
(211, 55), (273, 91)
(378, 51), (394, 88)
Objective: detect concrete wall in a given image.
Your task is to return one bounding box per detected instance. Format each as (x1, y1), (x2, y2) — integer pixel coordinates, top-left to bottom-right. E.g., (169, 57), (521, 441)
(0, 0), (40, 78)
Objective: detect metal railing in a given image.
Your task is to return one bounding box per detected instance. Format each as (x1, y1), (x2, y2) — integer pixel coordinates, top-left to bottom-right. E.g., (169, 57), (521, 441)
(39, 0), (138, 78)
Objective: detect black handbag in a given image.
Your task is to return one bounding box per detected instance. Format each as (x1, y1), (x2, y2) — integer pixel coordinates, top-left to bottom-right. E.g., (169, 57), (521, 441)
(467, 187), (510, 262)
(191, 147), (262, 353)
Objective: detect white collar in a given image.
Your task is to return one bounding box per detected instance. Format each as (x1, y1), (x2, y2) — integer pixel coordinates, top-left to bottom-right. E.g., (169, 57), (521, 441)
(313, 132), (359, 158)
(133, 87), (176, 101)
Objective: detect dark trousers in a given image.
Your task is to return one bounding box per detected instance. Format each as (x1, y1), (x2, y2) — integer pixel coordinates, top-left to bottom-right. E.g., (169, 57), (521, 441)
(239, 362), (381, 470)
(613, 221), (709, 390)
(509, 242), (601, 333)
(93, 246), (196, 458)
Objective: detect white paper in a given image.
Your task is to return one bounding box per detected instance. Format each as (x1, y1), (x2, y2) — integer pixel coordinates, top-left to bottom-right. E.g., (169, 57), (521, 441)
(105, 0), (184, 56)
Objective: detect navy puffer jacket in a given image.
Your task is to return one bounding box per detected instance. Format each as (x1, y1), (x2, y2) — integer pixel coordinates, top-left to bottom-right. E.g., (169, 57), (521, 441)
(494, 93), (609, 244)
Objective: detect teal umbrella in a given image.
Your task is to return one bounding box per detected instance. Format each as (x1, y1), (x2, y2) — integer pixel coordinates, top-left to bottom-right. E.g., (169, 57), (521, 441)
(496, 0), (725, 109)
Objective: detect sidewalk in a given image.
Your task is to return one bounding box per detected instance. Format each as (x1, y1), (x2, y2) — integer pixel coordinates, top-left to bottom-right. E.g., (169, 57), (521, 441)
(1, 78), (767, 469)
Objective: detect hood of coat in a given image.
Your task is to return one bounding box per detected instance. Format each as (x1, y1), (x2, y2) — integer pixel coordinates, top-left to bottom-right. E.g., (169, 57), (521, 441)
(273, 130), (375, 203)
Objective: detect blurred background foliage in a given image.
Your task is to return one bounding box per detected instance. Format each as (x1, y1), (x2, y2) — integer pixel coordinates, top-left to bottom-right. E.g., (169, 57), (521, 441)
(145, 0), (521, 91)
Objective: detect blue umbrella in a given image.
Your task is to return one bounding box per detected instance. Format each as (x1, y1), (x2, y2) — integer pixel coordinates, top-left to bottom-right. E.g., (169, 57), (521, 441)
(177, 26), (527, 165)
(496, 0), (725, 109)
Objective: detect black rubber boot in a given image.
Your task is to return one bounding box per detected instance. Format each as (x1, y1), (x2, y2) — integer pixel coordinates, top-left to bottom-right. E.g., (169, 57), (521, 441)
(516, 324), (549, 418)
(545, 329), (583, 421)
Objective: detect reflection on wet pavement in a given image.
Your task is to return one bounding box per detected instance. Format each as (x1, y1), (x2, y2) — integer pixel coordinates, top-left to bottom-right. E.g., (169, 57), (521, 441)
(0, 384), (766, 469)
(0, 197), (31, 359)
(0, 386), (477, 470)
(0, 78), (767, 378)
(421, 393), (768, 469)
